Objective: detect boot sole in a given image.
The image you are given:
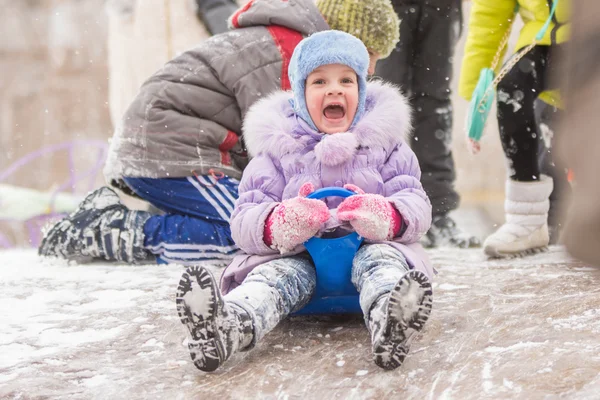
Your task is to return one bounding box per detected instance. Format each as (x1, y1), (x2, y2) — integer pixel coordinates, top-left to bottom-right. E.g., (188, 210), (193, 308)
(176, 266), (225, 372)
(373, 270), (433, 370)
(484, 245), (549, 259)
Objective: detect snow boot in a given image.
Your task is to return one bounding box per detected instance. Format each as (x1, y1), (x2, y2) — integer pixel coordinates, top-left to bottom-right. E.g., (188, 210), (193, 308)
(484, 175), (554, 258)
(176, 266), (254, 372)
(368, 270), (433, 370)
(38, 186), (153, 263)
(423, 214), (481, 248)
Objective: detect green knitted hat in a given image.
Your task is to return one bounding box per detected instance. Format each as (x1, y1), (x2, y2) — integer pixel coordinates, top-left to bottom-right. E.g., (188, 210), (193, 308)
(316, 0), (400, 58)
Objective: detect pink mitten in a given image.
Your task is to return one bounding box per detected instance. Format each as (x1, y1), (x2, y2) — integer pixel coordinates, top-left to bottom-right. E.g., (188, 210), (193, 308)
(264, 183), (330, 253)
(337, 184), (402, 241)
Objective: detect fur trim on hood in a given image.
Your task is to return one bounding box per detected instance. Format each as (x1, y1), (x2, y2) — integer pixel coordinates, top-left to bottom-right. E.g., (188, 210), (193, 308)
(243, 80), (412, 165)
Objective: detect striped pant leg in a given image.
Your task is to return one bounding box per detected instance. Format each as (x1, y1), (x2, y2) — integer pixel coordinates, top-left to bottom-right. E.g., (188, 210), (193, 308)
(124, 175), (241, 265)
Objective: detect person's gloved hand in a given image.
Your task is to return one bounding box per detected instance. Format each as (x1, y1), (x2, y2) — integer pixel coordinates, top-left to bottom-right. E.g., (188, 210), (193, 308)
(337, 184), (403, 241)
(264, 183), (330, 253)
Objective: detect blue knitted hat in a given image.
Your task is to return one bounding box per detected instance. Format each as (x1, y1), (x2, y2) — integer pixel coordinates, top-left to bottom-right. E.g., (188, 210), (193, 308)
(288, 30), (369, 132)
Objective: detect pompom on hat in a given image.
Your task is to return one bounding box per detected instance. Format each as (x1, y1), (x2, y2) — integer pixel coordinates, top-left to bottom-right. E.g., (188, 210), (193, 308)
(315, 0), (400, 58)
(288, 30), (370, 132)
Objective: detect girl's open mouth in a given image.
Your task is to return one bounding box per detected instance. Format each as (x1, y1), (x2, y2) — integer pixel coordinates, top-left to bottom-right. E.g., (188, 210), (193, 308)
(323, 104), (346, 120)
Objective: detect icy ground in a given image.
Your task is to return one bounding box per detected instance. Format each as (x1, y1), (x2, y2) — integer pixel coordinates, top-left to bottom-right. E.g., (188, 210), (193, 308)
(2, 246), (600, 399)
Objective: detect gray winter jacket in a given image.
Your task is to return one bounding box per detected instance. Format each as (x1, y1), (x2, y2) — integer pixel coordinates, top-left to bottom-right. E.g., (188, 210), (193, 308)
(104, 0), (329, 187)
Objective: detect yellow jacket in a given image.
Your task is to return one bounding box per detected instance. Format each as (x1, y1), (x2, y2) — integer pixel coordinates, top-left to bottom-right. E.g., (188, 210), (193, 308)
(459, 0), (570, 107)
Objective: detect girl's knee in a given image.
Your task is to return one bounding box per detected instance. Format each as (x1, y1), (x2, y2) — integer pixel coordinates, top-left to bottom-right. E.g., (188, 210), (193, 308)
(352, 244), (409, 279)
(248, 255), (316, 287)
(355, 244), (407, 266)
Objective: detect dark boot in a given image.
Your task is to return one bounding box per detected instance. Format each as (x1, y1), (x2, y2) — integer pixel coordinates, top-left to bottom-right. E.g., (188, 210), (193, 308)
(38, 187), (152, 263)
(423, 214), (481, 248)
(176, 266), (254, 372)
(368, 270), (433, 370)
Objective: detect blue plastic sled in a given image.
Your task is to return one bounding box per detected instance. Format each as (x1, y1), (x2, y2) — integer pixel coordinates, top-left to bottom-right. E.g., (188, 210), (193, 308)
(292, 187), (364, 315)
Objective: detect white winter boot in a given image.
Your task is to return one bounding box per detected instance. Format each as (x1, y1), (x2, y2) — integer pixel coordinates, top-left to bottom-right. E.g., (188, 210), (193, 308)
(484, 175), (554, 258)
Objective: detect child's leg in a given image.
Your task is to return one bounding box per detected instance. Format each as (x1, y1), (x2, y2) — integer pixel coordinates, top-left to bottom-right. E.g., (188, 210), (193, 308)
(352, 244), (433, 370)
(38, 186), (153, 263)
(496, 46), (555, 182)
(484, 46), (560, 257)
(224, 255), (316, 346)
(124, 175), (240, 265)
(409, 0), (462, 217)
(39, 174), (239, 264)
(176, 255), (315, 372)
(378, 0), (478, 249)
(374, 0), (416, 92)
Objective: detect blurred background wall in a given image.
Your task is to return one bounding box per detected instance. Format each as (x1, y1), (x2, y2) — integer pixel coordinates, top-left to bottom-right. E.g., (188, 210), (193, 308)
(0, 0), (112, 246)
(0, 0), (111, 185)
(0, 0), (513, 247)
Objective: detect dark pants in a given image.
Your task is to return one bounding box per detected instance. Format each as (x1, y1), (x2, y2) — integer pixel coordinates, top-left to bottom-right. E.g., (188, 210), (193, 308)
(497, 45), (560, 181)
(375, 0), (462, 216)
(497, 45), (570, 237)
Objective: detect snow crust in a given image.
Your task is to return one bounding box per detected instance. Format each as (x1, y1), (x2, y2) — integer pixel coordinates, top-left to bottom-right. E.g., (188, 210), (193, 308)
(2, 246), (600, 399)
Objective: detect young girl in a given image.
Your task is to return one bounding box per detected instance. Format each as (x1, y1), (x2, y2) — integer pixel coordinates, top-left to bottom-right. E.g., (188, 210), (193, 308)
(175, 30), (434, 372)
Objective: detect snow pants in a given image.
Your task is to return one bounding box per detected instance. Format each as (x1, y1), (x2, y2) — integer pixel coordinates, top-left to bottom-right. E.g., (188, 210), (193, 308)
(497, 45), (569, 238)
(123, 175), (240, 265)
(223, 244), (411, 345)
(497, 45), (563, 182)
(375, 0), (463, 216)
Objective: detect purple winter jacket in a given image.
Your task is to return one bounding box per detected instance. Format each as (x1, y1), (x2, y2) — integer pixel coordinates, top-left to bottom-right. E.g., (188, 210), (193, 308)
(220, 81), (434, 293)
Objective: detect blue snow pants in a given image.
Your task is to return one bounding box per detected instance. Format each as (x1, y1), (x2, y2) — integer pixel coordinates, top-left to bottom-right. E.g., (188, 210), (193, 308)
(124, 175), (240, 265)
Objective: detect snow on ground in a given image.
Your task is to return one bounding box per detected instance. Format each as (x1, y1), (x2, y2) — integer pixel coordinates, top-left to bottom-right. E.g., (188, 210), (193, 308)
(2, 246), (600, 399)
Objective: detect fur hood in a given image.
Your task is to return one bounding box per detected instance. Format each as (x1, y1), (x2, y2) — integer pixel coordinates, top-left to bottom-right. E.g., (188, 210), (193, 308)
(243, 81), (412, 166)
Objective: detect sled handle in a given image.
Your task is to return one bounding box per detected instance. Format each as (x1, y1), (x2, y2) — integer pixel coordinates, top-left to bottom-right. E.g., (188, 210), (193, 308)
(304, 186), (363, 247)
(301, 187), (364, 308)
(306, 187), (355, 200)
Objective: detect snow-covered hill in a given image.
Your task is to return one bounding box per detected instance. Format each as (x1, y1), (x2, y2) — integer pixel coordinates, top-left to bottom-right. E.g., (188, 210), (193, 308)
(2, 247), (599, 399)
